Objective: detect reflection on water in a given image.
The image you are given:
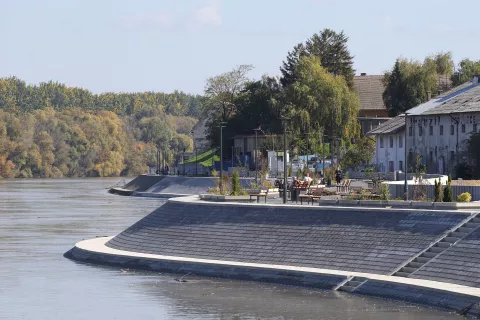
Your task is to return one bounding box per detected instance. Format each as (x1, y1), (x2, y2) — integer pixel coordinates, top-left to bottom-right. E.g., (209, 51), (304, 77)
(0, 178), (462, 319)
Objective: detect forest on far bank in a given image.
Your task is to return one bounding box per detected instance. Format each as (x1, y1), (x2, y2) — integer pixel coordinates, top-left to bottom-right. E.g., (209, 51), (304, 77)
(0, 77), (202, 178)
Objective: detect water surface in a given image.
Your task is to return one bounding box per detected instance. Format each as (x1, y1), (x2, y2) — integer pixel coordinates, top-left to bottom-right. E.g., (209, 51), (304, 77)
(0, 178), (463, 319)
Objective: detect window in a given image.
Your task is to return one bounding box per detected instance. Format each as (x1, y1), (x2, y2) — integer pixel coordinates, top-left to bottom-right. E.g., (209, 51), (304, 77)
(399, 136), (403, 148)
(474, 123), (478, 133)
(462, 123), (466, 133)
(409, 127), (413, 136)
(419, 126), (423, 136)
(440, 125), (444, 135)
(388, 161), (394, 173)
(380, 137), (384, 148)
(399, 161), (403, 172)
(389, 136), (393, 148)
(430, 151), (434, 162)
(429, 126), (433, 135)
(451, 125), (455, 135)
(451, 151), (455, 162)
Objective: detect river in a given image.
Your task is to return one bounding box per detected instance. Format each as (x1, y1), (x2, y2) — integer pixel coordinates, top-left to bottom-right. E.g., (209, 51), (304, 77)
(0, 178), (463, 319)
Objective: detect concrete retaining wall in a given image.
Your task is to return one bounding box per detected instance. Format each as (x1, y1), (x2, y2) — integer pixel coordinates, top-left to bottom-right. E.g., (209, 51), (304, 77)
(65, 245), (346, 290)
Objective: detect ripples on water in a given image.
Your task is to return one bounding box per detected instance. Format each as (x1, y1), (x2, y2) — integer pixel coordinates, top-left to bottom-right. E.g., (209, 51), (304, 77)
(0, 178), (463, 319)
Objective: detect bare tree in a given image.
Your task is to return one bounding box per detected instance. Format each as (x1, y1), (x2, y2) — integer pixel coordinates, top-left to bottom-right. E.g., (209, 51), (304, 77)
(204, 65), (253, 121)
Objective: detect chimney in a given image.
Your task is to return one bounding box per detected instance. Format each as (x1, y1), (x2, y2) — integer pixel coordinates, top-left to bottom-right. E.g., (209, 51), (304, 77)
(360, 73), (367, 76)
(426, 90), (432, 101)
(473, 74), (480, 84)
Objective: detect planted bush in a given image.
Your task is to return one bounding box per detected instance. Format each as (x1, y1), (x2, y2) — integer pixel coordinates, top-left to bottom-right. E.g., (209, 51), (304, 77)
(457, 192), (472, 203)
(231, 171), (240, 196)
(443, 182), (453, 202)
(434, 179), (443, 202)
(379, 183), (391, 201)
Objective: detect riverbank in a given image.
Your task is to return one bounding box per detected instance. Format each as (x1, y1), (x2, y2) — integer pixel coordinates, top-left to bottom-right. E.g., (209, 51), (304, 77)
(66, 195), (480, 317)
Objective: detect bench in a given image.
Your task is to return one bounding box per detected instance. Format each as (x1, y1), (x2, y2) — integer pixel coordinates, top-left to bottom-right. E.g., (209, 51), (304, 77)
(250, 190), (268, 203)
(299, 188), (324, 205)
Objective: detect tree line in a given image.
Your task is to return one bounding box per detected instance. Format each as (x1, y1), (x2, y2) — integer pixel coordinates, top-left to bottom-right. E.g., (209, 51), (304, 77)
(0, 77), (203, 117)
(0, 81), (198, 178)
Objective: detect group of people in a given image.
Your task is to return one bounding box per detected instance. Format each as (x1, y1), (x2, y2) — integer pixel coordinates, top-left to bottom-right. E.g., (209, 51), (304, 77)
(156, 165), (170, 175)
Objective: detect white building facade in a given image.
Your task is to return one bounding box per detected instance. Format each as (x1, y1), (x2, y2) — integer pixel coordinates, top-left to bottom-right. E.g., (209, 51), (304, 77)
(369, 78), (480, 174)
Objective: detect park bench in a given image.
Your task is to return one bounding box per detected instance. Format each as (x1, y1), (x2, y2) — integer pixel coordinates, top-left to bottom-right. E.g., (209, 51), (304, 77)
(250, 189), (268, 203)
(299, 187), (324, 205)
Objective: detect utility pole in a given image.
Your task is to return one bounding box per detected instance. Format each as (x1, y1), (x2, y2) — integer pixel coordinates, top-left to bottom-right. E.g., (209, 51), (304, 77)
(219, 122), (226, 187)
(404, 113), (409, 200)
(281, 117), (290, 204)
(253, 126), (262, 185)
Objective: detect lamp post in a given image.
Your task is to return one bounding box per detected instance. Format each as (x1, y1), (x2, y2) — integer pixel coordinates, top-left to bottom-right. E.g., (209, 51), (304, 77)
(191, 130), (197, 177)
(281, 117), (290, 204)
(404, 112), (409, 200)
(219, 122), (226, 186)
(253, 126), (262, 185)
(183, 148), (186, 176)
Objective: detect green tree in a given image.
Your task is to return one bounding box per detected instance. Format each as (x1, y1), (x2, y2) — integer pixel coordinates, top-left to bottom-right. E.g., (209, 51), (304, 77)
(285, 56), (359, 153)
(452, 59), (480, 87)
(280, 29), (355, 88)
(434, 179), (443, 202)
(280, 44), (306, 87)
(383, 57), (439, 116)
(341, 137), (375, 170)
(443, 180), (453, 202)
(231, 171), (241, 196)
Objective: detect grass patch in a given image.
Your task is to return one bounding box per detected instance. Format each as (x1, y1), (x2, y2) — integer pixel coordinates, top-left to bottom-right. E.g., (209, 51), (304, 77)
(181, 149), (219, 167)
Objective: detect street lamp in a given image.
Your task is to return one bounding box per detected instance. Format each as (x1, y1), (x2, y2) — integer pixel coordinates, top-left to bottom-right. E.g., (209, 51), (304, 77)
(280, 117), (290, 204)
(404, 112), (409, 200)
(191, 130), (197, 177)
(219, 122), (226, 186)
(183, 148), (186, 176)
(253, 126), (262, 185)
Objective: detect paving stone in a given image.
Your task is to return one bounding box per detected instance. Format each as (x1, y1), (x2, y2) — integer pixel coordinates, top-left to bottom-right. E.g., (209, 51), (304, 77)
(106, 202), (468, 275)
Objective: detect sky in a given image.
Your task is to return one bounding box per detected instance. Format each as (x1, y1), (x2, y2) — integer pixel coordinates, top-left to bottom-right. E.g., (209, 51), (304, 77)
(2, 0), (480, 94)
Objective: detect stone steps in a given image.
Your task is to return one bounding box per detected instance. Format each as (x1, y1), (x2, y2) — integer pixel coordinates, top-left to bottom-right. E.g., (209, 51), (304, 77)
(392, 213), (479, 279)
(336, 277), (368, 292)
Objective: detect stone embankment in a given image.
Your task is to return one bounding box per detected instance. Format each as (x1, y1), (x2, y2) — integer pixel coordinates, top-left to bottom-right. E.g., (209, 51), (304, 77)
(66, 196), (480, 317)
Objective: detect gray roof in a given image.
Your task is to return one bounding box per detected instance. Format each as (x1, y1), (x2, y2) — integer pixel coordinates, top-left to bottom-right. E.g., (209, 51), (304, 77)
(367, 80), (480, 136)
(423, 84), (480, 115)
(367, 115), (405, 135)
(353, 75), (386, 110)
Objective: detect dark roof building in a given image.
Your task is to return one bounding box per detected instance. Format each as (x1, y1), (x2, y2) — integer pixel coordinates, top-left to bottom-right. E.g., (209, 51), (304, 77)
(353, 74), (388, 117)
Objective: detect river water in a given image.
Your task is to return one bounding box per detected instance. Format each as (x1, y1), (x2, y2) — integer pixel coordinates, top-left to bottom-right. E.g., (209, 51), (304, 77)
(0, 178), (463, 320)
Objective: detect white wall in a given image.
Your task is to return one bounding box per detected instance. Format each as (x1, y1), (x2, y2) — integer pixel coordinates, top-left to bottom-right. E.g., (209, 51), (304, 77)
(407, 112), (479, 174)
(375, 132), (405, 173)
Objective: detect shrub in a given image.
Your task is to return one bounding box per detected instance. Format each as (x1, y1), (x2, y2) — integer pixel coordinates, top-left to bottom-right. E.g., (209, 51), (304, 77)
(231, 171), (240, 196)
(379, 183), (391, 201)
(434, 179), (443, 202)
(211, 169), (218, 177)
(457, 192), (472, 203)
(288, 166), (293, 177)
(443, 182), (453, 202)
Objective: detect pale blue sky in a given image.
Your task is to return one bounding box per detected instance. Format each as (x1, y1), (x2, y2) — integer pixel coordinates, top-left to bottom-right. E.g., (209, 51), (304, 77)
(1, 0), (479, 94)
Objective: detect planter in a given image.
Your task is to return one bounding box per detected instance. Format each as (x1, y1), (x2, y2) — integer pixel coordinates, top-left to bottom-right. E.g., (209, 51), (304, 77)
(338, 199), (360, 206)
(360, 200), (388, 207)
(388, 200), (412, 208)
(411, 202), (434, 209)
(318, 199), (339, 206)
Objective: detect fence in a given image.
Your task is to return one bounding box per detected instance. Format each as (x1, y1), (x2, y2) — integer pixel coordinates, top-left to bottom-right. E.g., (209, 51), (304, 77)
(389, 184), (480, 201)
